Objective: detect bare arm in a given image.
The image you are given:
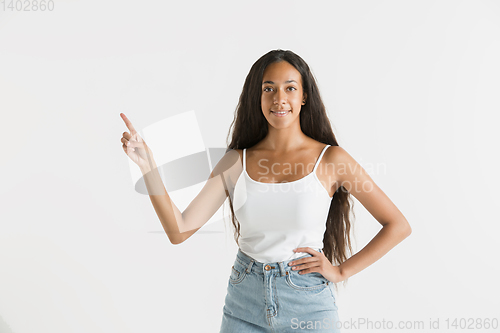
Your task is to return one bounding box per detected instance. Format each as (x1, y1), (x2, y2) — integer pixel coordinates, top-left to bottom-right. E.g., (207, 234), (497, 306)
(139, 160), (186, 245)
(120, 113), (242, 245)
(139, 149), (242, 245)
(331, 146), (412, 280)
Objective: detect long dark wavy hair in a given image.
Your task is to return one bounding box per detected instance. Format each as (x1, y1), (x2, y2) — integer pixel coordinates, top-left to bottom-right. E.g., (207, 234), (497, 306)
(223, 49), (354, 283)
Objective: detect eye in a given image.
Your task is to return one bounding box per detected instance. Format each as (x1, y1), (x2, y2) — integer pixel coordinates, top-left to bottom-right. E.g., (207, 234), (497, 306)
(263, 87), (273, 92)
(288, 86), (297, 91)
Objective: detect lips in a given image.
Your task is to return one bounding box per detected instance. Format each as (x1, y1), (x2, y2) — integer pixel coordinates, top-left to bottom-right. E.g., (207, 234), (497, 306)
(271, 110), (290, 117)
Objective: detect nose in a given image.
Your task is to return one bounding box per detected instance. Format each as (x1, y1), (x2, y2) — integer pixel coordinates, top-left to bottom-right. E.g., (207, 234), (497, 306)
(273, 88), (287, 105)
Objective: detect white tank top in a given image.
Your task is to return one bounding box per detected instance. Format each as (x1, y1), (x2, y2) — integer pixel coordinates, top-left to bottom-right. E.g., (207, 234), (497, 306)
(232, 144), (333, 263)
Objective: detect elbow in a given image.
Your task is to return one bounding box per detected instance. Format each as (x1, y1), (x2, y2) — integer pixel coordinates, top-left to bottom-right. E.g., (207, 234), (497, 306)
(168, 234), (184, 245)
(386, 219), (411, 239)
(401, 220), (412, 239)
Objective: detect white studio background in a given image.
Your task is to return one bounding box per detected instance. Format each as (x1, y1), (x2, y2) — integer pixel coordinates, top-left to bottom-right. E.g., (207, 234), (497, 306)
(1, 0), (499, 332)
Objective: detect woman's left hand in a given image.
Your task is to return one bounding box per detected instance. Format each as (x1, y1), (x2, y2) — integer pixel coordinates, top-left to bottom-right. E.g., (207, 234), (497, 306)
(290, 247), (345, 283)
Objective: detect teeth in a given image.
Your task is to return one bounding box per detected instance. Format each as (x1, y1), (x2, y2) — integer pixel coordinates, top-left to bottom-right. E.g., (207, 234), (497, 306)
(273, 111), (288, 114)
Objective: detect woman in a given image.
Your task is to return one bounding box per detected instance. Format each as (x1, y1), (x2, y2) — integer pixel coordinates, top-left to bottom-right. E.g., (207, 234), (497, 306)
(120, 49), (411, 332)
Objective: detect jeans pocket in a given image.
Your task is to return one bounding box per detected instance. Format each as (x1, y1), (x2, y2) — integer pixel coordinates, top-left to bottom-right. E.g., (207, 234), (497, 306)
(286, 270), (329, 291)
(229, 259), (248, 285)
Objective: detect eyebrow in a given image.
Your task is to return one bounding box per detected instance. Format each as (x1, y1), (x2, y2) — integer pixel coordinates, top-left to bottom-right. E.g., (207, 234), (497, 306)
(262, 80), (298, 85)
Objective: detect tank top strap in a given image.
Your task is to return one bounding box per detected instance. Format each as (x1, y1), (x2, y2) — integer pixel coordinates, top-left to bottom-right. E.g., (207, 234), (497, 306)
(243, 148), (247, 171)
(312, 144), (331, 173)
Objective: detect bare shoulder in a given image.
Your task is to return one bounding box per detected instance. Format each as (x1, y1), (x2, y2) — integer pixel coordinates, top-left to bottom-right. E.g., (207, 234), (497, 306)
(234, 148), (243, 161)
(324, 145), (375, 186)
(324, 145), (348, 162)
(323, 145), (359, 179)
(232, 148), (243, 168)
(210, 148), (243, 178)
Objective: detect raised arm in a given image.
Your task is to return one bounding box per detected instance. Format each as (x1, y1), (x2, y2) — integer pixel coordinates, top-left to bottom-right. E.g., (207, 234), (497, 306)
(120, 113), (243, 245)
(139, 149), (243, 245)
(176, 149), (243, 243)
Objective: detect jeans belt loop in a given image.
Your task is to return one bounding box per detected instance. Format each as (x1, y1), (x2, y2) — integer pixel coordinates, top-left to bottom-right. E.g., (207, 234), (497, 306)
(245, 259), (254, 273)
(278, 261), (287, 277)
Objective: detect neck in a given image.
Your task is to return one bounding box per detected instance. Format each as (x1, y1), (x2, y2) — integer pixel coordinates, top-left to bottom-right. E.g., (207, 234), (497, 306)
(259, 122), (310, 153)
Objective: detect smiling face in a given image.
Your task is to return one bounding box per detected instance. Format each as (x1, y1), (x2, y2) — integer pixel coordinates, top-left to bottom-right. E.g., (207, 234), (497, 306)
(261, 61), (306, 129)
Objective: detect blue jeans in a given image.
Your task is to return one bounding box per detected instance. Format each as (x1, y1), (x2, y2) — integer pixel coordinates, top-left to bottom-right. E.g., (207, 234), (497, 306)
(219, 248), (341, 332)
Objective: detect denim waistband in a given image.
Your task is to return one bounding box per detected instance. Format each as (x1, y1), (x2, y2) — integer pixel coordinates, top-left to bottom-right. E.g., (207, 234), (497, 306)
(235, 247), (324, 277)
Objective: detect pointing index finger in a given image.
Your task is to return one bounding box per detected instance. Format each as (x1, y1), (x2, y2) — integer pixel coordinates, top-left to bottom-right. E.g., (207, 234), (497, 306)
(120, 113), (137, 135)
